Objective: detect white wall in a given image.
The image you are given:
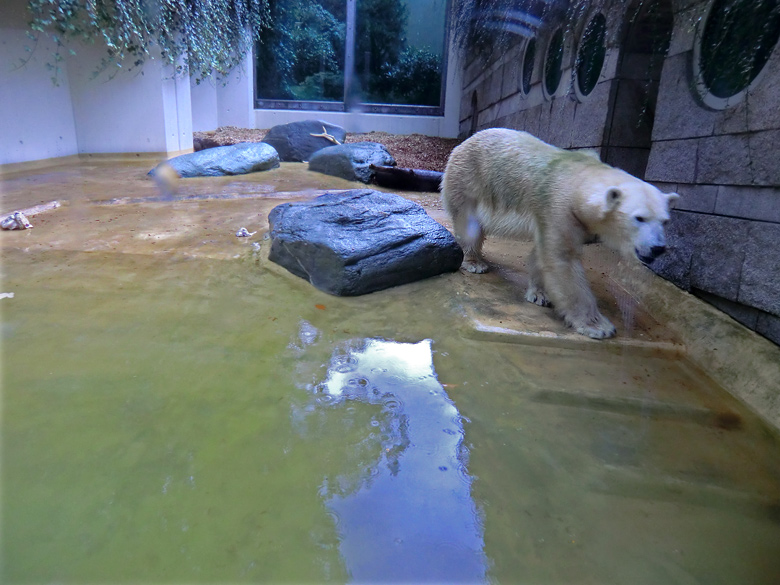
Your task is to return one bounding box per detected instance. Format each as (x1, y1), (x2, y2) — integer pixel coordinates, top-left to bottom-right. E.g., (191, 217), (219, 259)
(0, 0), (78, 165)
(164, 68), (193, 153)
(190, 50), (255, 132)
(66, 43), (192, 155)
(217, 50), (256, 129)
(1, 0), (193, 166)
(191, 80), (219, 132)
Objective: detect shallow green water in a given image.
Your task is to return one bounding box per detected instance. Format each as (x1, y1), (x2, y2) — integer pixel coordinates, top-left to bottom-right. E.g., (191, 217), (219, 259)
(3, 247), (780, 584)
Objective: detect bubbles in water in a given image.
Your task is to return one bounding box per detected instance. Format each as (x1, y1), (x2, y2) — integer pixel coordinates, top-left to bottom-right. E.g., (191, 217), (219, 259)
(331, 354), (358, 374)
(297, 320), (320, 347)
(382, 396), (403, 412)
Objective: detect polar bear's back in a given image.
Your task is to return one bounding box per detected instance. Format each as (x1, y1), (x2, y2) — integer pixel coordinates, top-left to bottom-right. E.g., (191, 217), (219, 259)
(442, 128), (604, 236)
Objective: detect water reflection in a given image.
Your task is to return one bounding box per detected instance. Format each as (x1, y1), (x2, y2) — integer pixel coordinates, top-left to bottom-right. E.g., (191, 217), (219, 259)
(298, 336), (487, 583)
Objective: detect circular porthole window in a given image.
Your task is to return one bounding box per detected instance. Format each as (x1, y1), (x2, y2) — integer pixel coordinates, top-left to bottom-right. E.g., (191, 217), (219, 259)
(693, 0), (780, 109)
(544, 28), (565, 98)
(521, 38), (536, 95)
(575, 13), (607, 99)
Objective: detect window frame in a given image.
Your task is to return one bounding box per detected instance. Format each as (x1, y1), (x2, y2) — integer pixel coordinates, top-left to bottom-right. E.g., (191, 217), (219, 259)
(692, 0), (780, 110)
(542, 27), (566, 100)
(573, 11), (607, 101)
(519, 37), (536, 97)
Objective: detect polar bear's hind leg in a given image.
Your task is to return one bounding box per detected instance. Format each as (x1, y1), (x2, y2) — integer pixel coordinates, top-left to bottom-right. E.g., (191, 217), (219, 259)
(524, 246), (552, 307)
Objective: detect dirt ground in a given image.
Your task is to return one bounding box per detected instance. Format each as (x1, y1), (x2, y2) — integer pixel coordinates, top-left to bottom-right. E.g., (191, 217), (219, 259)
(193, 126), (462, 172)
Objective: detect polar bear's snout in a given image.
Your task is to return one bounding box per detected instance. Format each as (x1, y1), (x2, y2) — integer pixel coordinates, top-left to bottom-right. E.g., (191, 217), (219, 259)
(637, 244), (666, 264)
(634, 221), (669, 264)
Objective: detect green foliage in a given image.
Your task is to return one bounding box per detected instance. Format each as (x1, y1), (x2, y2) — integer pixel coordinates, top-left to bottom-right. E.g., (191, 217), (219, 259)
(256, 0), (345, 100)
(291, 71), (345, 101)
(374, 46), (441, 106)
(26, 0), (272, 84)
(256, 0), (444, 107)
(357, 0), (407, 78)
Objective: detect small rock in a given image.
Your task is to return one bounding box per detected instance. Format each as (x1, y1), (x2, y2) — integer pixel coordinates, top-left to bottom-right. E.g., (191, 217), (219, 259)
(262, 120), (347, 162)
(1, 211), (33, 230)
(268, 189), (463, 296)
(308, 142), (396, 183)
(149, 142), (280, 178)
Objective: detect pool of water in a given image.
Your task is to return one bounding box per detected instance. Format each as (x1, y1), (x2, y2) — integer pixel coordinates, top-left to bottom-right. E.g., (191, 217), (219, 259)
(2, 162), (780, 583)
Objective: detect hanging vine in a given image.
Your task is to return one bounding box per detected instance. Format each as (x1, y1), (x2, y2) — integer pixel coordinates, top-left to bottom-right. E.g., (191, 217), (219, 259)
(25, 0), (272, 83)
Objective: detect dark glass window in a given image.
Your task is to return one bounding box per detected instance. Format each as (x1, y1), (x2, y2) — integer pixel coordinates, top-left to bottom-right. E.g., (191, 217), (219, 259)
(544, 29), (564, 97)
(521, 38), (536, 95)
(576, 13), (607, 97)
(255, 1), (347, 102)
(256, 0), (448, 113)
(700, 0), (780, 99)
(356, 0), (446, 107)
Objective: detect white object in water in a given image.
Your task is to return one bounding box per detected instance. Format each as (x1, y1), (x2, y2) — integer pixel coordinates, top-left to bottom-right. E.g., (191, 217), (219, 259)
(1, 201), (61, 230)
(0, 292), (14, 299)
(235, 227), (256, 237)
(1, 211), (33, 230)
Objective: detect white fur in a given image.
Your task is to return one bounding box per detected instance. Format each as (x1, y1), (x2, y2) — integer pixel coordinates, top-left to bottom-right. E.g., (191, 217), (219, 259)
(441, 128), (679, 339)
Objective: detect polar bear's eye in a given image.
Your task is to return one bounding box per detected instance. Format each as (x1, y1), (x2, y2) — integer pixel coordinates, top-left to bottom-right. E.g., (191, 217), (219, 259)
(635, 216), (647, 223)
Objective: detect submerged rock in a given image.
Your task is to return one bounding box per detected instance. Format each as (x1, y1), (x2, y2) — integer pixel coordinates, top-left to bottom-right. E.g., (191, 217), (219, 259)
(308, 142), (396, 183)
(150, 142), (280, 178)
(262, 120), (346, 162)
(268, 189), (463, 296)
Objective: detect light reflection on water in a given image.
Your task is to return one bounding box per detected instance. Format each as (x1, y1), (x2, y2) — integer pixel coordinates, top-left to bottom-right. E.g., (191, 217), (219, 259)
(296, 335), (487, 583)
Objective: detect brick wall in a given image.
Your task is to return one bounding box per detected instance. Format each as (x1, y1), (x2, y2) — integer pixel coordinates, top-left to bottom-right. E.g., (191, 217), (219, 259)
(457, 0), (780, 344)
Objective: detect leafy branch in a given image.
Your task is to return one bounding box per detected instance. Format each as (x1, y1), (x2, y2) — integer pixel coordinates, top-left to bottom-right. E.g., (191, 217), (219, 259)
(25, 0), (272, 84)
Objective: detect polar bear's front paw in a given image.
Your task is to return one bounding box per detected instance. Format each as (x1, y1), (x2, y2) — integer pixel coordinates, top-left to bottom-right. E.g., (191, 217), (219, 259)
(462, 256), (490, 273)
(571, 314), (616, 339)
(525, 287), (552, 307)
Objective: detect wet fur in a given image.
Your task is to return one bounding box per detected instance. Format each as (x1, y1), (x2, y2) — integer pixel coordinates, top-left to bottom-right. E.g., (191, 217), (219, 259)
(441, 128), (678, 339)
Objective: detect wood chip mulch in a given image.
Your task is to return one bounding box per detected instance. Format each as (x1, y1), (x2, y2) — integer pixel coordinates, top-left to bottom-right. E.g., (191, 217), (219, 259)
(193, 126), (462, 172)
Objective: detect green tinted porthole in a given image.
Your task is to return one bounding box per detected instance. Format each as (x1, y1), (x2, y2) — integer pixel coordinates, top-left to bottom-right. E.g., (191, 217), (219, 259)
(521, 38), (536, 95)
(544, 29), (564, 98)
(575, 13), (607, 98)
(694, 0), (780, 108)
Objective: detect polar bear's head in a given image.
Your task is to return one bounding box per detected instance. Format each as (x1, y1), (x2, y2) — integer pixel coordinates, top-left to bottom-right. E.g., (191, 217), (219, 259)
(588, 177), (679, 264)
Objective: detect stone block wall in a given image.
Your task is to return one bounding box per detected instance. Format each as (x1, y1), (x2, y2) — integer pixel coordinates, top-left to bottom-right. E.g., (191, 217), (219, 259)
(646, 0), (780, 344)
(457, 0), (780, 344)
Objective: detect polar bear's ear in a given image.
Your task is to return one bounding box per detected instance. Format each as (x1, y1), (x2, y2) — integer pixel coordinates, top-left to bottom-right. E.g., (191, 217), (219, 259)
(666, 192), (680, 205)
(605, 188), (622, 212)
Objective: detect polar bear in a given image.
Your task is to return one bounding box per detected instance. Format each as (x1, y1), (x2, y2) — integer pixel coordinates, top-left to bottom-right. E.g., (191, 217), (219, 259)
(441, 128), (678, 339)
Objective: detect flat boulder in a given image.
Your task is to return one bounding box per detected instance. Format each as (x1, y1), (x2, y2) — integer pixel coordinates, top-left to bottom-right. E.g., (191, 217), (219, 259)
(262, 120), (347, 162)
(268, 189), (463, 296)
(150, 142), (280, 178)
(308, 142), (396, 183)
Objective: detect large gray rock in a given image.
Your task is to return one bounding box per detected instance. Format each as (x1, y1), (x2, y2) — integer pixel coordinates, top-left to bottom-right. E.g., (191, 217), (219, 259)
(150, 142), (279, 178)
(308, 142), (396, 183)
(268, 189), (463, 296)
(262, 120), (347, 162)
